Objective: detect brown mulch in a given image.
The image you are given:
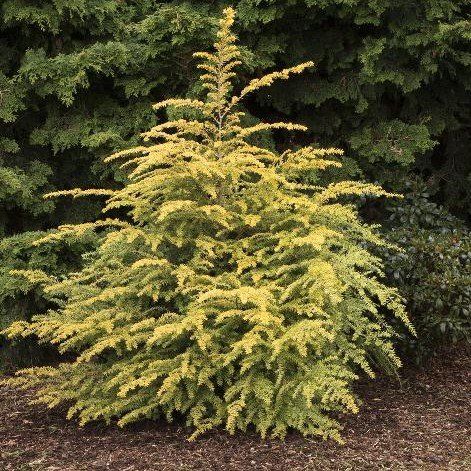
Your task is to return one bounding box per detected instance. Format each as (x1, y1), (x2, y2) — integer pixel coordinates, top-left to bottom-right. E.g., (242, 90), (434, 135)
(1, 351), (470, 471)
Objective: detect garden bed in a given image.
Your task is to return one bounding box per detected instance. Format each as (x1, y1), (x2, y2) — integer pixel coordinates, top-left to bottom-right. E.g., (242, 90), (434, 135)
(1, 350), (470, 470)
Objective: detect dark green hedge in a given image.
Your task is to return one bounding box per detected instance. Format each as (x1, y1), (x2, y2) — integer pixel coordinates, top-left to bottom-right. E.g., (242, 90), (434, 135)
(1, 1), (470, 367)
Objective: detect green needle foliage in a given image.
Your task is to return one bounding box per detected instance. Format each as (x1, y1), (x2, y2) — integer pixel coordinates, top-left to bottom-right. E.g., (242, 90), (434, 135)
(4, 8), (410, 441)
(0, 230), (98, 372)
(1, 0), (469, 370)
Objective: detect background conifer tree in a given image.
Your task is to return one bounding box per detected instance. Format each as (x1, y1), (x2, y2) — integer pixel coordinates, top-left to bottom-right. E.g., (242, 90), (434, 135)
(4, 8), (410, 440)
(1, 0), (469, 369)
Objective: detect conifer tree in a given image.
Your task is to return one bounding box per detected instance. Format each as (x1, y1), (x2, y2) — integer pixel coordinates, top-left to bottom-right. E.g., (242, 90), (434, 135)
(4, 8), (410, 440)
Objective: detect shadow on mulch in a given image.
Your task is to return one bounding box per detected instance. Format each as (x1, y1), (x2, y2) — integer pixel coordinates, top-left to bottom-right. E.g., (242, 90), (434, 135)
(1, 350), (470, 471)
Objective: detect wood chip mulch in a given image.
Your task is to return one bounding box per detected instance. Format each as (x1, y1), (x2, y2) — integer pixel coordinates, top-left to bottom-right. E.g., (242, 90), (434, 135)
(1, 350), (470, 470)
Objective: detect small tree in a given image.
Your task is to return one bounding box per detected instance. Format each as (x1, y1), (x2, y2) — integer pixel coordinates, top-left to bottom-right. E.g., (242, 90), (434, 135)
(4, 8), (409, 441)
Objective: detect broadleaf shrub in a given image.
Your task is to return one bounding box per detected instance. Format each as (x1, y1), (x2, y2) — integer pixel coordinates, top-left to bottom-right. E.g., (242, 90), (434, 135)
(3, 9), (410, 440)
(380, 180), (471, 361)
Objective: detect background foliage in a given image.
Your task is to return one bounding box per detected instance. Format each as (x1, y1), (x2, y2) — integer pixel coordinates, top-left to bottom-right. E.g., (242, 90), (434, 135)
(1, 0), (470, 368)
(0, 230), (98, 372)
(380, 180), (471, 361)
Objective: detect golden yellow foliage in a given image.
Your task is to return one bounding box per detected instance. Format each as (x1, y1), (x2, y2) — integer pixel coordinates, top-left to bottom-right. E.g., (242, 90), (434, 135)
(3, 7), (410, 442)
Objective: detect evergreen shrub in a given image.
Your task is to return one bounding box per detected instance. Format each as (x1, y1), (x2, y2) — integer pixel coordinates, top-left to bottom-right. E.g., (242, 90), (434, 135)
(3, 9), (410, 440)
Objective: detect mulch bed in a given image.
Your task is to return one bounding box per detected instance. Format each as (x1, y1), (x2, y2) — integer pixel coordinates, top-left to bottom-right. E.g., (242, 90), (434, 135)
(1, 351), (470, 471)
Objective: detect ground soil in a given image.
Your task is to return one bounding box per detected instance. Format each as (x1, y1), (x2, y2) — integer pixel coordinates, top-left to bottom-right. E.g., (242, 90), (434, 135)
(1, 351), (470, 471)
